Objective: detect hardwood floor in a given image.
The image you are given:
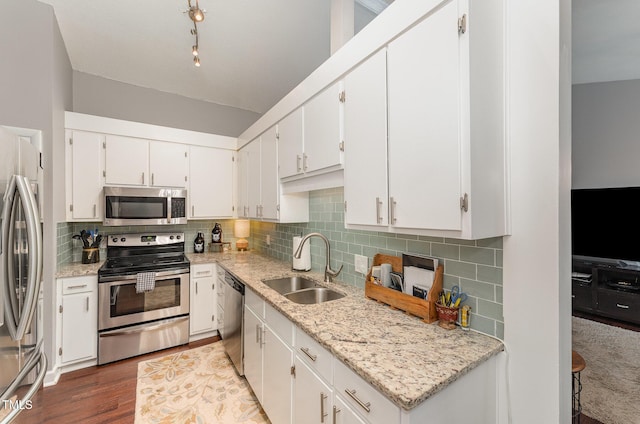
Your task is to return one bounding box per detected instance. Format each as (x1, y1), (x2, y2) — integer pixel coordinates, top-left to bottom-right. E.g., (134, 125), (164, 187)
(14, 336), (219, 424)
(13, 333), (603, 424)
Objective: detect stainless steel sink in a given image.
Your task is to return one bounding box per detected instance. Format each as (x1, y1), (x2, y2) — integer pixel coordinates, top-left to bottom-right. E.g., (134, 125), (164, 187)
(262, 276), (319, 295)
(284, 287), (345, 304)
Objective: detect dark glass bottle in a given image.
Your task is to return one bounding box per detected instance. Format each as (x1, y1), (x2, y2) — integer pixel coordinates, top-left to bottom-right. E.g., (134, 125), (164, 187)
(212, 223), (222, 244)
(194, 232), (205, 253)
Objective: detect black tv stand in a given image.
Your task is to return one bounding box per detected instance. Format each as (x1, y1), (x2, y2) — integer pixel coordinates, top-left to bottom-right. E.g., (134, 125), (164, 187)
(572, 257), (640, 325)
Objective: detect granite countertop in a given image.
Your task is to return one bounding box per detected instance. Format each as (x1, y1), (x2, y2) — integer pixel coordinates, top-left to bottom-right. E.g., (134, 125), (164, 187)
(56, 260), (104, 278)
(188, 251), (504, 411)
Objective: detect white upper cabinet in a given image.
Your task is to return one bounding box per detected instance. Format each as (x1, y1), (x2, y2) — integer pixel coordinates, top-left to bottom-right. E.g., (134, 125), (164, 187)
(260, 126), (279, 220)
(387, 1), (462, 232)
(246, 139), (262, 219)
(149, 141), (188, 188)
(104, 135), (148, 186)
(303, 81), (344, 174)
(343, 49), (388, 228)
(277, 108), (304, 179)
(189, 145), (234, 219)
(66, 130), (104, 221)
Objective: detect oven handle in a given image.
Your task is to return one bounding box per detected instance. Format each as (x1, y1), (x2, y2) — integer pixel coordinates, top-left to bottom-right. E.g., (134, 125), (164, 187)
(99, 316), (189, 337)
(99, 268), (189, 283)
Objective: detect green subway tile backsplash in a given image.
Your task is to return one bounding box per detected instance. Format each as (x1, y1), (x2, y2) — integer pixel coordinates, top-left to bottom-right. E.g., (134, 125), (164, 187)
(251, 187), (504, 338)
(56, 186), (504, 339)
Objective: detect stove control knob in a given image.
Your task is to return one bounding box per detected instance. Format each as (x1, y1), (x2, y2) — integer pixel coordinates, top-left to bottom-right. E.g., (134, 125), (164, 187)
(176, 235), (181, 240)
(112, 237), (117, 243)
(170, 235), (174, 240)
(121, 237), (126, 242)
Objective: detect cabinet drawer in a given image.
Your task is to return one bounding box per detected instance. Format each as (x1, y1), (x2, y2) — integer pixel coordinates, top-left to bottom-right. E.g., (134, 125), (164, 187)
(295, 327), (333, 383)
(333, 359), (400, 424)
(191, 263), (214, 278)
(61, 277), (96, 295)
(265, 303), (293, 345)
(572, 282), (593, 311)
(245, 287), (265, 318)
(598, 289), (640, 323)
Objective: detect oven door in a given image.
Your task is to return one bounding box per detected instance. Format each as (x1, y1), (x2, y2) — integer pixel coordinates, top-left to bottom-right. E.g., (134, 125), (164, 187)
(98, 270), (190, 331)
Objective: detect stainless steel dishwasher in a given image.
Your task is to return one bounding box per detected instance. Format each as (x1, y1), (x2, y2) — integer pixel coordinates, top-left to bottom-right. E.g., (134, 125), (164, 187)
(222, 271), (244, 375)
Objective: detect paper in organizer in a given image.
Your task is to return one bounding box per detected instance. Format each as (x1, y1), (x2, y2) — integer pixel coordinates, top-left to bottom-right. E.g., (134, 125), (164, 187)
(402, 253), (438, 298)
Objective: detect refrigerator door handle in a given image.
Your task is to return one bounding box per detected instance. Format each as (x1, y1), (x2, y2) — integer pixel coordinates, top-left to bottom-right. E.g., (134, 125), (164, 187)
(1, 174), (17, 331)
(0, 350), (47, 424)
(2, 175), (43, 341)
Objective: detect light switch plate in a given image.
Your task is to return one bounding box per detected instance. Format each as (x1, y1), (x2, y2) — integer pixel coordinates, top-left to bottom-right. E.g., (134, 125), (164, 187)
(355, 254), (368, 275)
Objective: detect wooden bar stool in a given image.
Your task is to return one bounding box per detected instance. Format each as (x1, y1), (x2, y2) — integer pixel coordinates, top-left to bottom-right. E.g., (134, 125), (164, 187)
(572, 350), (586, 423)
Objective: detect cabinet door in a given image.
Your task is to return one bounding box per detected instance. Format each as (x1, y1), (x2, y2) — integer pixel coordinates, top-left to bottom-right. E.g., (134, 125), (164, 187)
(69, 131), (104, 220)
(303, 82), (343, 173)
(190, 275), (216, 335)
(237, 146), (249, 218)
(243, 306), (263, 403)
(344, 49), (388, 227)
(149, 141), (187, 187)
(189, 146), (234, 218)
(387, 2), (462, 231)
(246, 139), (262, 219)
(294, 357), (333, 424)
(278, 108), (304, 179)
(333, 395), (367, 424)
(260, 126), (279, 220)
(61, 291), (96, 363)
(263, 325), (293, 424)
(104, 135), (149, 186)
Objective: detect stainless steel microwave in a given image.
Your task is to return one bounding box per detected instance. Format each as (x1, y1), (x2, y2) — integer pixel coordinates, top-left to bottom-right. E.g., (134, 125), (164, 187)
(103, 186), (187, 226)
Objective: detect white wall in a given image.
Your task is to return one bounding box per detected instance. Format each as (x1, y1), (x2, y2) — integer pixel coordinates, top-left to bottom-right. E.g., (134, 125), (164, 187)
(73, 71), (261, 137)
(572, 79), (640, 189)
(502, 1), (572, 423)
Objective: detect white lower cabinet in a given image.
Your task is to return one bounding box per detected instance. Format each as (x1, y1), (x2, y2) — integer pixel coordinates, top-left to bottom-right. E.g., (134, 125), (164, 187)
(57, 276), (98, 367)
(244, 288), (293, 423)
(294, 357), (333, 424)
(189, 263), (218, 338)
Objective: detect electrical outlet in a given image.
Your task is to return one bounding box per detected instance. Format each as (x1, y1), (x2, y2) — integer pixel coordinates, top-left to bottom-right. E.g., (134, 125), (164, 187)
(266, 235), (271, 246)
(355, 254), (368, 275)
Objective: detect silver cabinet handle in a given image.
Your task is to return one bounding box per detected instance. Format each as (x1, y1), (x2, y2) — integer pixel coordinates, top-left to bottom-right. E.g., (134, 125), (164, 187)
(195, 281), (198, 295)
(320, 392), (328, 423)
(86, 296), (90, 312)
(345, 389), (371, 413)
(192, 205), (195, 216)
(296, 155), (302, 172)
(142, 172), (145, 184)
(390, 197), (397, 224)
(256, 324), (261, 344)
(300, 346), (317, 362)
(93, 204), (97, 218)
(67, 284), (88, 290)
(332, 405), (341, 424)
(261, 328), (266, 346)
(375, 197), (383, 224)
(303, 153), (308, 171)
(151, 173), (155, 185)
(616, 303), (630, 309)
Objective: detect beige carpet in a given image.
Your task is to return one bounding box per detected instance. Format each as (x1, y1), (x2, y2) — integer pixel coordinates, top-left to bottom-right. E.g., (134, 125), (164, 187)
(135, 342), (270, 423)
(572, 317), (640, 424)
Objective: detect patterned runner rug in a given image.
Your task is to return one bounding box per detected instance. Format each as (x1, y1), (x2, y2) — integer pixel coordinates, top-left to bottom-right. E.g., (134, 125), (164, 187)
(572, 316), (640, 424)
(135, 342), (270, 423)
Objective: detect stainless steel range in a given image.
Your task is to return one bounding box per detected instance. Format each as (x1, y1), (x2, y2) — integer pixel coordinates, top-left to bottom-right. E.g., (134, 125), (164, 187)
(97, 232), (190, 365)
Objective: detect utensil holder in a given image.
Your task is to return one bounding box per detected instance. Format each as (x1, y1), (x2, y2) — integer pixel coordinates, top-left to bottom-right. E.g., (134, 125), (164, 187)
(435, 301), (459, 330)
(82, 248), (99, 264)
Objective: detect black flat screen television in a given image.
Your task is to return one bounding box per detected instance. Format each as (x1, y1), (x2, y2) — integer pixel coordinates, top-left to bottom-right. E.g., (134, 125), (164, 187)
(571, 186), (640, 264)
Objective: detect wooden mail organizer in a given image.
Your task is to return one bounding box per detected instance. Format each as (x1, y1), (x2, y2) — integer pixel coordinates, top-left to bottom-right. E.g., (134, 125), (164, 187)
(365, 254), (444, 323)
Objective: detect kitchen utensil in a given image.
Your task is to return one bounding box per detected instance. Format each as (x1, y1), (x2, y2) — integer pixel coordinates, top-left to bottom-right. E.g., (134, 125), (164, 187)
(450, 285), (467, 307)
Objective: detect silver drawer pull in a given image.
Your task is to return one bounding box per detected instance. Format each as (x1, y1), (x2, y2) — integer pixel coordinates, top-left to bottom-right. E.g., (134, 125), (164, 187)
(332, 405), (341, 424)
(320, 392), (328, 423)
(345, 388), (371, 413)
(67, 284), (88, 290)
(616, 303), (630, 309)
(300, 346), (317, 362)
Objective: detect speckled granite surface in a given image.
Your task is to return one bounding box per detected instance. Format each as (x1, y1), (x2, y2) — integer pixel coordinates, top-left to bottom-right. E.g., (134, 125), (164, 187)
(56, 251), (503, 410)
(188, 251), (503, 410)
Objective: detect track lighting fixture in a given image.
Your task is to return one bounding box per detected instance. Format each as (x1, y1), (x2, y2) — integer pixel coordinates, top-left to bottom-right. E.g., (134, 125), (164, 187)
(186, 0), (205, 67)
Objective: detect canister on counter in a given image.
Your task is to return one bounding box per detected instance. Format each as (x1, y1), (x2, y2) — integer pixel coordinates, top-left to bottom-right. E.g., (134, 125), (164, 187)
(460, 305), (471, 330)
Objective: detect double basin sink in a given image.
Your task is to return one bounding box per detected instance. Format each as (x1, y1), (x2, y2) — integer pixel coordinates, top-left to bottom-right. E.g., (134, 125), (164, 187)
(262, 276), (345, 304)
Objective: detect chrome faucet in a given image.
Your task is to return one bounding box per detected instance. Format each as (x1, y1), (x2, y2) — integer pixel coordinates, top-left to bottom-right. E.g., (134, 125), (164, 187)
(293, 232), (343, 282)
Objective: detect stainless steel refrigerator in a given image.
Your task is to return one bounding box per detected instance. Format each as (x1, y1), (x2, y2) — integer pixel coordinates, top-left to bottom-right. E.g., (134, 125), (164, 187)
(0, 126), (46, 423)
